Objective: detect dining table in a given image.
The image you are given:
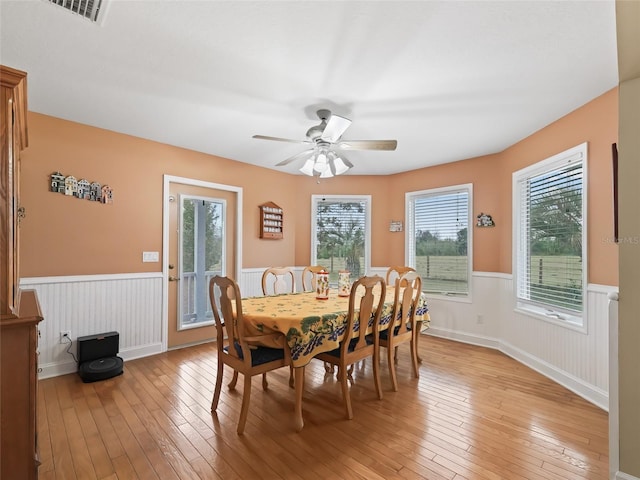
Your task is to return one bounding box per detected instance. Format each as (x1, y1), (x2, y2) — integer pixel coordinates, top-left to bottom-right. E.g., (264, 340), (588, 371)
(238, 286), (430, 431)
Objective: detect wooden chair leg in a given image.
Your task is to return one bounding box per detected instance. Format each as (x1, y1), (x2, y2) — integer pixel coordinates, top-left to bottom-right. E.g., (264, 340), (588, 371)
(262, 372), (268, 390)
(228, 370), (239, 390)
(288, 365), (294, 388)
(211, 359), (224, 411)
(373, 350), (383, 400)
(387, 344), (398, 392)
(415, 321), (423, 364)
(339, 364), (353, 420)
(237, 375), (252, 435)
(410, 336), (420, 378)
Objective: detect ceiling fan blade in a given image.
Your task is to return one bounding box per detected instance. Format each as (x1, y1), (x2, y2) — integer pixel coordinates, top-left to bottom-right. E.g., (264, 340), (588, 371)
(253, 134), (311, 145)
(335, 139), (397, 151)
(320, 114), (352, 143)
(275, 148), (315, 166)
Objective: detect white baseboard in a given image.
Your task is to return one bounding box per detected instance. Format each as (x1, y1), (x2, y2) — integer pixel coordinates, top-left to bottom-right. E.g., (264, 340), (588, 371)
(120, 342), (164, 362)
(167, 338), (214, 351)
(426, 326), (501, 350)
(424, 328), (608, 411)
(38, 360), (79, 379)
(38, 342), (163, 380)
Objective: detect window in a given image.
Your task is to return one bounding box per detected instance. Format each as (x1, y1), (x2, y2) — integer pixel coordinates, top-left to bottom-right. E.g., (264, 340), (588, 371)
(179, 195), (226, 330)
(513, 143), (587, 327)
(311, 195), (371, 284)
(406, 184), (472, 297)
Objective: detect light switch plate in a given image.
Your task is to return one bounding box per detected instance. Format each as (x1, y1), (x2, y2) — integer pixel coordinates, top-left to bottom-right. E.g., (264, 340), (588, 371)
(142, 251), (159, 262)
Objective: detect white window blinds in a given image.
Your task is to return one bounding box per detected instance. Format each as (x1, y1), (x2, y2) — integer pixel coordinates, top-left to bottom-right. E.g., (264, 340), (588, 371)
(407, 186), (471, 295)
(515, 145), (585, 318)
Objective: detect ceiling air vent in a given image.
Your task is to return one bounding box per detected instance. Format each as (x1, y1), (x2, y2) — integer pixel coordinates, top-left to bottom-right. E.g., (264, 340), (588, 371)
(47, 0), (104, 23)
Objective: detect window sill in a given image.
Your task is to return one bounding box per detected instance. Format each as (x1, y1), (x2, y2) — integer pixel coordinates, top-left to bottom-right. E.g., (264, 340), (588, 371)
(425, 292), (472, 304)
(514, 304), (586, 334)
(178, 320), (215, 331)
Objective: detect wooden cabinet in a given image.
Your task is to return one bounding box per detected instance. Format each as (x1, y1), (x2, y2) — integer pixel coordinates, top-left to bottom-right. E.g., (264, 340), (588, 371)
(1, 65), (43, 480)
(259, 201), (283, 239)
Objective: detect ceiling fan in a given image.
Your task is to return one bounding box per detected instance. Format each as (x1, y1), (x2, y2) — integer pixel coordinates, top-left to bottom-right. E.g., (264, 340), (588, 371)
(252, 109), (397, 178)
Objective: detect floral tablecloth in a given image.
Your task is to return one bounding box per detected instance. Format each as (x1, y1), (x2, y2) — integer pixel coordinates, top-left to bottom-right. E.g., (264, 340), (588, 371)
(240, 288), (429, 367)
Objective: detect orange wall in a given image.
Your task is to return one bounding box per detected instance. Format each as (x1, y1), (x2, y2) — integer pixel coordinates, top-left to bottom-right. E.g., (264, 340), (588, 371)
(386, 153), (504, 273)
(497, 88), (619, 285)
(19, 113), (300, 276)
(20, 88), (618, 286)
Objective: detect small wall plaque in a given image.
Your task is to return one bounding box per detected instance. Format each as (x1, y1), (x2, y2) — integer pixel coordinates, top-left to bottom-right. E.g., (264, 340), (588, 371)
(476, 212), (495, 227)
(390, 221), (403, 232)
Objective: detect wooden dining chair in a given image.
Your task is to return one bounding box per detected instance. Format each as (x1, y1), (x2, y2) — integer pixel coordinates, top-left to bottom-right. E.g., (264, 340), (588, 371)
(385, 265), (416, 287)
(379, 271), (422, 391)
(209, 275), (291, 435)
(315, 275), (386, 420)
(301, 265), (326, 292)
(261, 267), (295, 295)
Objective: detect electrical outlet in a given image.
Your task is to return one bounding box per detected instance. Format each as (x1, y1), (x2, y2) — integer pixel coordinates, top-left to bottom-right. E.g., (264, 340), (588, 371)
(476, 315), (484, 325)
(59, 330), (71, 344)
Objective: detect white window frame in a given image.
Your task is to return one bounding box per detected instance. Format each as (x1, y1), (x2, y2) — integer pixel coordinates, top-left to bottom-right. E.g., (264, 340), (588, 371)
(311, 195), (371, 278)
(512, 142), (588, 332)
(405, 183), (473, 302)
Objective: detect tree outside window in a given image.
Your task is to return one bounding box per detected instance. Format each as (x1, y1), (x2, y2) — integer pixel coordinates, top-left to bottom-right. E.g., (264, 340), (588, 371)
(312, 196), (370, 283)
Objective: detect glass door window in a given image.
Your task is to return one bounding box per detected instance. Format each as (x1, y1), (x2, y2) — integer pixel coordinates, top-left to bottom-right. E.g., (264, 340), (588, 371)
(179, 195), (226, 330)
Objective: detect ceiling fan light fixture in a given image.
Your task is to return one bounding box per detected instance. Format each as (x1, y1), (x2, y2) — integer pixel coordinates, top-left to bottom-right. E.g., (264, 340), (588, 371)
(299, 158), (316, 176)
(332, 155), (350, 175)
(313, 151), (329, 173)
(319, 167), (334, 179)
(298, 150), (350, 178)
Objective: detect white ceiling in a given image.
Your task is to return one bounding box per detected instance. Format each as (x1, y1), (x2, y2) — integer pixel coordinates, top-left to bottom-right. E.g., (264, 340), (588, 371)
(0, 0), (619, 176)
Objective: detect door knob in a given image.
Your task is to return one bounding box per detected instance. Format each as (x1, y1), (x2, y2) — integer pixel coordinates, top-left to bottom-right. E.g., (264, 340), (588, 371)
(168, 276), (180, 282)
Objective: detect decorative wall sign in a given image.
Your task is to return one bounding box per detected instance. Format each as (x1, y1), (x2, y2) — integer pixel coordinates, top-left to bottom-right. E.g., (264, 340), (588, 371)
(50, 171), (112, 204)
(476, 212), (495, 227)
(389, 220), (403, 232)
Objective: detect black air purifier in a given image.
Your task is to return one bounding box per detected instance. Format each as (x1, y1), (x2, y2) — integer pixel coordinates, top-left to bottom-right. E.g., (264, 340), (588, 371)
(77, 331), (123, 383)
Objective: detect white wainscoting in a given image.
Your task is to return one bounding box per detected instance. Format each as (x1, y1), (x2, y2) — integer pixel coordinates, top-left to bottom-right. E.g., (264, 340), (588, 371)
(239, 267), (300, 297)
(427, 272), (617, 411)
(239, 267), (390, 297)
(25, 269), (617, 414)
(609, 291), (620, 480)
(240, 268), (269, 297)
(21, 273), (163, 379)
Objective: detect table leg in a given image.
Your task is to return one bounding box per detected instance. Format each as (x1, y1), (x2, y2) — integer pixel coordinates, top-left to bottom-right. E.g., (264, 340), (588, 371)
(294, 366), (305, 432)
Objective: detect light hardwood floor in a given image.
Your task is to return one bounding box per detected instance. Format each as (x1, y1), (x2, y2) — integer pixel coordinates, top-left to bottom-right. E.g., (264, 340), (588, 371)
(37, 335), (609, 479)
